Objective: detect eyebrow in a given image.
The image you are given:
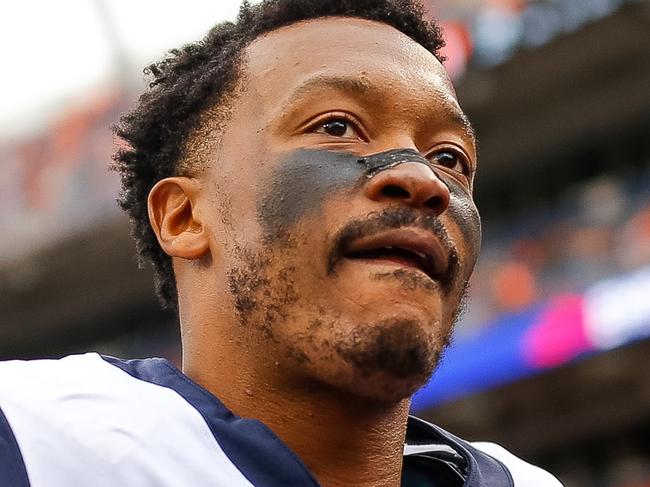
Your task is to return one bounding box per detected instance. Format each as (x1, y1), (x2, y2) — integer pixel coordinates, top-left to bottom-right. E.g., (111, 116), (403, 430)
(447, 108), (478, 145)
(289, 75), (375, 100)
(288, 74), (478, 145)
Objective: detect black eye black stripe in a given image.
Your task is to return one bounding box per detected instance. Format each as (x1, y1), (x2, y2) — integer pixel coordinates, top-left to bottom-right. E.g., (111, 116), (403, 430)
(357, 148), (428, 175)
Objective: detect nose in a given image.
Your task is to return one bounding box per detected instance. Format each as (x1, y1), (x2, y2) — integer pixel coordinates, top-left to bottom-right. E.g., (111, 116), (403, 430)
(363, 162), (451, 216)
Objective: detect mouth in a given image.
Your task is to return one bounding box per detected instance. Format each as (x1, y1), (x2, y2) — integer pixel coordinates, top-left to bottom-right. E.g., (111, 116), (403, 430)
(341, 228), (448, 283)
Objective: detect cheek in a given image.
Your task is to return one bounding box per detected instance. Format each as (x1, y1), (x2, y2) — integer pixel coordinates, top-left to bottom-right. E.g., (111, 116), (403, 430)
(438, 175), (482, 268)
(257, 149), (364, 239)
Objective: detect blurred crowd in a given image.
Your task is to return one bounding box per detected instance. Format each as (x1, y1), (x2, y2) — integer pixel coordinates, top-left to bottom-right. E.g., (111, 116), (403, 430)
(0, 87), (127, 262)
(463, 169), (650, 333)
(427, 0), (631, 77)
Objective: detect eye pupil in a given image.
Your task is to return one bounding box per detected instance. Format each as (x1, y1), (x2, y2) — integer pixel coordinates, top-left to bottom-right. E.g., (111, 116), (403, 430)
(431, 150), (469, 176)
(436, 152), (456, 166)
(323, 120), (348, 137)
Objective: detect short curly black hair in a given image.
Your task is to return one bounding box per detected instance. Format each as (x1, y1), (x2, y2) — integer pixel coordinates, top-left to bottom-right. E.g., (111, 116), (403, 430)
(112, 0), (446, 312)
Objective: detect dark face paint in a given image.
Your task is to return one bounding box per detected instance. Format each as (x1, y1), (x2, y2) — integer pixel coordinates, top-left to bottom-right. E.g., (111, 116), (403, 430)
(443, 177), (482, 260)
(357, 148), (431, 176)
(258, 149), (364, 240)
(257, 147), (481, 271)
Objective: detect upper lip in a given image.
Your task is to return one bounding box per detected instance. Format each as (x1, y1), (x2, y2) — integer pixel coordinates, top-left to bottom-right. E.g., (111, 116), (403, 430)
(341, 228), (448, 281)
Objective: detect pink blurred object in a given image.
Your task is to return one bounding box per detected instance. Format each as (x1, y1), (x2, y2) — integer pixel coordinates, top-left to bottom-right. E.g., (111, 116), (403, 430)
(523, 294), (592, 368)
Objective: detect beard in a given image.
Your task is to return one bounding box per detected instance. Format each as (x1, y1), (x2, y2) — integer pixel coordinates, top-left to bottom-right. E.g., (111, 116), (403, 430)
(225, 236), (469, 402)
(333, 317), (449, 380)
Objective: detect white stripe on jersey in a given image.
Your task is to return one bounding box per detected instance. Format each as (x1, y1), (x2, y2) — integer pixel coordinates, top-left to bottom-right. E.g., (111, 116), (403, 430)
(0, 353), (254, 487)
(403, 443), (459, 456)
(472, 442), (564, 486)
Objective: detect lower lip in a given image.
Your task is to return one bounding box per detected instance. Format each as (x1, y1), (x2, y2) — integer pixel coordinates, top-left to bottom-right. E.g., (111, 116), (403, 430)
(345, 257), (433, 280)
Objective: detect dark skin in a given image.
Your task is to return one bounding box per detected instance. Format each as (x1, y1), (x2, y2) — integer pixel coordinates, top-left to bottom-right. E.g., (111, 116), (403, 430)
(148, 18), (480, 487)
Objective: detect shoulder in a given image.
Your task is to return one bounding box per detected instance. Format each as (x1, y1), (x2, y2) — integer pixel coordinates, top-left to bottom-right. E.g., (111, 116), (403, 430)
(0, 353), (179, 485)
(469, 441), (564, 487)
(0, 353), (178, 417)
(0, 353), (254, 487)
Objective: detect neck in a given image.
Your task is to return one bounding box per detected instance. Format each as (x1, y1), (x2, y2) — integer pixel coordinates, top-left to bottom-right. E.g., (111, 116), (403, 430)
(258, 383), (410, 487)
(183, 345), (410, 487)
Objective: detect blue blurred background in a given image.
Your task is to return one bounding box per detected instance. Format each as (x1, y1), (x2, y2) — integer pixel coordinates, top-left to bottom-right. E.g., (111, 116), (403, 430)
(1, 1), (649, 485)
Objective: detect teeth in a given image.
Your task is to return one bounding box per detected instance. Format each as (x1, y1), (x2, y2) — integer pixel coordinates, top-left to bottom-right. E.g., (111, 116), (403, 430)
(347, 246), (435, 279)
(378, 247), (427, 261)
(346, 243), (438, 279)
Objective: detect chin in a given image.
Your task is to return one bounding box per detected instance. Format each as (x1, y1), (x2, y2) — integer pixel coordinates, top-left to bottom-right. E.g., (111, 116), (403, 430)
(340, 370), (433, 405)
(323, 316), (448, 404)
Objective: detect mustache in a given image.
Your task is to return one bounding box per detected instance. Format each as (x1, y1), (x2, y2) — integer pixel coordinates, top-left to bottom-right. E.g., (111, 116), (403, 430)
(327, 207), (461, 291)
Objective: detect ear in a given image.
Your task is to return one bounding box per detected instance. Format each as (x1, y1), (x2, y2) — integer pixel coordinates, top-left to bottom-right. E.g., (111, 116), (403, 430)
(147, 177), (209, 260)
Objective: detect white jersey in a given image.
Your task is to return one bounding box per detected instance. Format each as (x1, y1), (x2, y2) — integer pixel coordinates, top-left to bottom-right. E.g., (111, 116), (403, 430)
(0, 353), (563, 486)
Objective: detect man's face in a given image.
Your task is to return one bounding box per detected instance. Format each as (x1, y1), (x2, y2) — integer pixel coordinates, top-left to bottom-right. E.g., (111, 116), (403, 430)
(195, 18), (480, 403)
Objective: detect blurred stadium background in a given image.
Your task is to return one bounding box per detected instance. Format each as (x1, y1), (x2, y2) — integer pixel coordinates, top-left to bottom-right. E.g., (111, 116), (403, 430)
(1, 1), (649, 485)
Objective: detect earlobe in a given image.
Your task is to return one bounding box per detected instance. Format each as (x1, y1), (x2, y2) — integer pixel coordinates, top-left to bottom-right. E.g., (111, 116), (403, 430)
(147, 177), (210, 260)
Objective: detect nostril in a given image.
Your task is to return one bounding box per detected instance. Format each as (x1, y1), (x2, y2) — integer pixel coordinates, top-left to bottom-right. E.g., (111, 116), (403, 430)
(424, 195), (444, 210)
(381, 185), (410, 199)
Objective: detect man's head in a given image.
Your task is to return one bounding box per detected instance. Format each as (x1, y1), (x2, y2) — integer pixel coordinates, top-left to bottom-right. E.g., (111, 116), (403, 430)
(114, 0), (481, 404)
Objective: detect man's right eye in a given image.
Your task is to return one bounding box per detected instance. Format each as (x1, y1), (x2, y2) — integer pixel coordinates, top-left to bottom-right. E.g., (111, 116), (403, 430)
(314, 117), (360, 139)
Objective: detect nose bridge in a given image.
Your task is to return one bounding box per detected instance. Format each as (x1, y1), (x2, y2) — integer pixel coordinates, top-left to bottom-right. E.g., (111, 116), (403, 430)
(363, 159), (451, 215)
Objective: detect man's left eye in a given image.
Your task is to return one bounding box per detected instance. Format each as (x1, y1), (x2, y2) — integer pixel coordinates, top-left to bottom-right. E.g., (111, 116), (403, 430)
(431, 150), (467, 174)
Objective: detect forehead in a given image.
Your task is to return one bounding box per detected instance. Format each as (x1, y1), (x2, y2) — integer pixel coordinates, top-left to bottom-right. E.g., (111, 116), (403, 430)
(242, 17), (460, 113)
